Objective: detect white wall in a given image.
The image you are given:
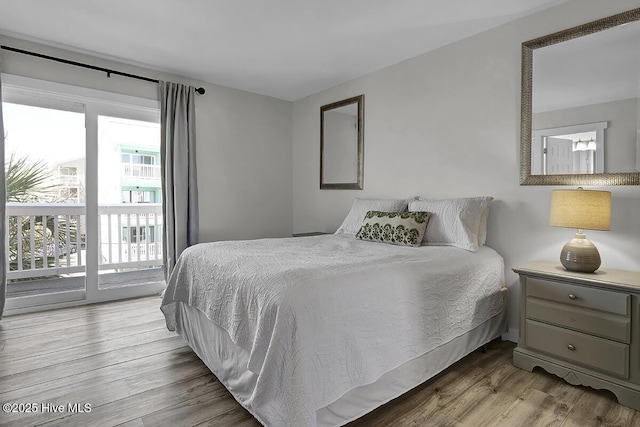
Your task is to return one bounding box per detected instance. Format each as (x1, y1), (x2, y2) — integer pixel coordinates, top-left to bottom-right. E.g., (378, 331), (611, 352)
(292, 0), (640, 340)
(0, 35), (293, 242)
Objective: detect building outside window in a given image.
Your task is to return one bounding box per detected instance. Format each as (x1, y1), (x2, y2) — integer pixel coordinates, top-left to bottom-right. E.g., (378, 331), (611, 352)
(121, 189), (157, 204)
(59, 187), (79, 202)
(122, 225), (156, 244)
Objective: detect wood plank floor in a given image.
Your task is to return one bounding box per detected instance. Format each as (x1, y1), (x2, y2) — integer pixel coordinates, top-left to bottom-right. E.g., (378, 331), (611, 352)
(1, 296), (638, 427)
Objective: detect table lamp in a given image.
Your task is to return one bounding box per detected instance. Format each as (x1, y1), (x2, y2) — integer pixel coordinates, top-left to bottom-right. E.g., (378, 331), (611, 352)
(549, 188), (611, 273)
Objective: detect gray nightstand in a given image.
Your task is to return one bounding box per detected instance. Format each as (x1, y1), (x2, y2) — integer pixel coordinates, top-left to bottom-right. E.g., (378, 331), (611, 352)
(513, 261), (640, 411)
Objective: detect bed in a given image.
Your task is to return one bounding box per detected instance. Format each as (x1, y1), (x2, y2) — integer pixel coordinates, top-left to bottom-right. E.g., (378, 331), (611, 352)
(161, 229), (507, 426)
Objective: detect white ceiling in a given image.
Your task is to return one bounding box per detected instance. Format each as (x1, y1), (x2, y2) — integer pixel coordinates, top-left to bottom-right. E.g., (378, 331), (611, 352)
(0, 0), (569, 101)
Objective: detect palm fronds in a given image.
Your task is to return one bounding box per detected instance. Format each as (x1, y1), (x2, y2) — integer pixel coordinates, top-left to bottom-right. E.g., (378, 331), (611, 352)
(4, 152), (79, 280)
(5, 152), (56, 202)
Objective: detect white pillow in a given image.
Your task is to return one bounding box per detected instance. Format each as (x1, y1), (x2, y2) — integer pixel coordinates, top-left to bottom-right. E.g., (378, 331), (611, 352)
(336, 198), (409, 234)
(408, 197), (492, 252)
(477, 198), (493, 246)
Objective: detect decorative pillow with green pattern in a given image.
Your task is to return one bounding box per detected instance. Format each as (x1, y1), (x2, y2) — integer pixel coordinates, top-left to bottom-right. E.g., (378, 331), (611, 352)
(355, 211), (430, 247)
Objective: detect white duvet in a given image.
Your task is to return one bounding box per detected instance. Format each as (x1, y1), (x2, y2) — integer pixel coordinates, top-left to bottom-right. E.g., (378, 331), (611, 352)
(161, 234), (504, 426)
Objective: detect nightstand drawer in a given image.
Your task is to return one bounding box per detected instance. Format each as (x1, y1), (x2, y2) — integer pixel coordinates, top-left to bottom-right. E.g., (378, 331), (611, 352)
(526, 319), (629, 378)
(526, 298), (631, 343)
(527, 277), (630, 316)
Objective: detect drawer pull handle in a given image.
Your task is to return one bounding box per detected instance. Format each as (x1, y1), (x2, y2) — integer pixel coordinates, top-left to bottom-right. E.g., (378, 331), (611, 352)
(567, 344), (576, 351)
(568, 294), (577, 300)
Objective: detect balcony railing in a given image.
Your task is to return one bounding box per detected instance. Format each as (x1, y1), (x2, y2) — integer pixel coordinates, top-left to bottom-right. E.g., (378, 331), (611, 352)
(98, 204), (163, 270)
(122, 163), (161, 180)
(6, 203), (163, 281)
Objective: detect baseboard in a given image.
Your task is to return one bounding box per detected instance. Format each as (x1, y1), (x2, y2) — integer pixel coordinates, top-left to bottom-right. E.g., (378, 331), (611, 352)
(501, 328), (519, 343)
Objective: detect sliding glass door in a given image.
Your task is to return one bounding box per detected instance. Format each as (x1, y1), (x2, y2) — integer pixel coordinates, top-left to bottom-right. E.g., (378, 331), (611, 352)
(3, 95), (87, 308)
(97, 115), (164, 292)
(2, 74), (164, 312)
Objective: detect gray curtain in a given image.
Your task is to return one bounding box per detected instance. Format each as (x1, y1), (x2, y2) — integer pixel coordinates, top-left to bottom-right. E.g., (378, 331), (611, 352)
(0, 71), (7, 319)
(159, 81), (199, 282)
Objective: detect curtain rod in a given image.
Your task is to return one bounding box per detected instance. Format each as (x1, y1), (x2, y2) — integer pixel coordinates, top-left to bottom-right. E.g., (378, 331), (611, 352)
(0, 45), (206, 95)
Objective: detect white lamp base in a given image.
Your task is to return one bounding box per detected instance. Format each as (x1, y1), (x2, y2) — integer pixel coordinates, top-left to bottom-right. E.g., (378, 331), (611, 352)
(560, 231), (601, 273)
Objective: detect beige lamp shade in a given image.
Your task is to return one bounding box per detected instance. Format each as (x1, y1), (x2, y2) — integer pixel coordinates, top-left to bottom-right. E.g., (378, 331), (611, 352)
(549, 189), (611, 231)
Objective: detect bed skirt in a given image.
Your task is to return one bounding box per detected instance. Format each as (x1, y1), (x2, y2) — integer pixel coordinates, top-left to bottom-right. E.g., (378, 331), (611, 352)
(174, 287), (508, 426)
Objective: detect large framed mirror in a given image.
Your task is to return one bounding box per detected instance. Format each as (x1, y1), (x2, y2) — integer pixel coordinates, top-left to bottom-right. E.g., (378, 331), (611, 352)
(520, 8), (640, 185)
(320, 95), (364, 189)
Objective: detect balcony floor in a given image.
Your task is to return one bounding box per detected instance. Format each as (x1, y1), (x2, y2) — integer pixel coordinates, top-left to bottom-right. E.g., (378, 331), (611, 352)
(7, 268), (164, 298)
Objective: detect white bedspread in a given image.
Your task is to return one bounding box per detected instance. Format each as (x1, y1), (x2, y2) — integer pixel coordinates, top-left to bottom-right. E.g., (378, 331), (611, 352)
(161, 234), (504, 426)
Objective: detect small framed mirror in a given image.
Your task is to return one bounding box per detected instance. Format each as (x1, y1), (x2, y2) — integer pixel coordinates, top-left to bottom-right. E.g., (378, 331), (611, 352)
(320, 95), (364, 189)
